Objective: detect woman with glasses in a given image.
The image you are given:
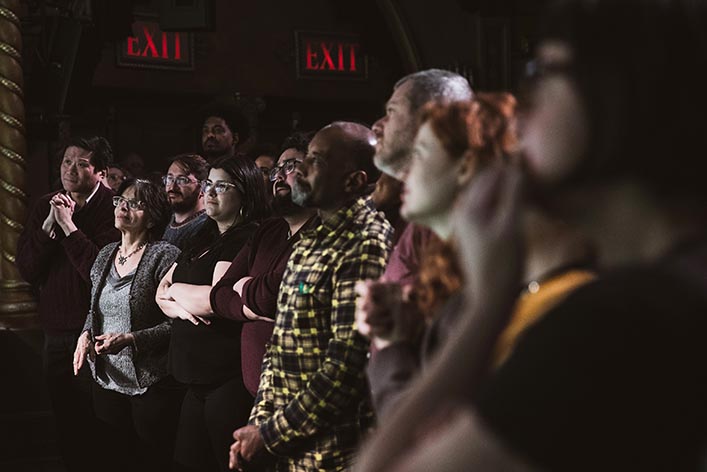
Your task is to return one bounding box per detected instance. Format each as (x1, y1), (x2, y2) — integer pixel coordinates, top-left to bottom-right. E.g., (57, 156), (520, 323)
(156, 156), (269, 472)
(72, 179), (182, 472)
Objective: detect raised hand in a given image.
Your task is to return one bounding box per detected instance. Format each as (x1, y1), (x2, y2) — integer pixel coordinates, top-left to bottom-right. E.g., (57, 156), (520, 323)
(50, 193), (78, 236)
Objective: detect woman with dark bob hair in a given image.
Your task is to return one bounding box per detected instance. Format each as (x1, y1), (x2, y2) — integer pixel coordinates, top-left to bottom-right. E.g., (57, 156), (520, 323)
(357, 0), (707, 471)
(72, 178), (182, 471)
(156, 155), (269, 472)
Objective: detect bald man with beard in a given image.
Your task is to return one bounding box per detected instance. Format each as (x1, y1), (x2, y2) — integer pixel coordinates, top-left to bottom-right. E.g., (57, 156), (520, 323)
(229, 123), (392, 472)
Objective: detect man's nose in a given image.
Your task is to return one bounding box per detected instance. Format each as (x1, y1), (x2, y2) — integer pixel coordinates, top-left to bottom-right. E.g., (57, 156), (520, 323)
(372, 117), (385, 136)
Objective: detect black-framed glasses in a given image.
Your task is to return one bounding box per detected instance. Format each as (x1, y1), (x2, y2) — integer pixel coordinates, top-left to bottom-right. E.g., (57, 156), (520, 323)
(269, 158), (302, 182)
(162, 175), (199, 187)
(201, 180), (240, 194)
(112, 196), (145, 211)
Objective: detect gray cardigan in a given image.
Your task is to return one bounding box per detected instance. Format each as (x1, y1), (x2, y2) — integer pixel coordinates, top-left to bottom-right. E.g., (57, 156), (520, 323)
(83, 240), (180, 389)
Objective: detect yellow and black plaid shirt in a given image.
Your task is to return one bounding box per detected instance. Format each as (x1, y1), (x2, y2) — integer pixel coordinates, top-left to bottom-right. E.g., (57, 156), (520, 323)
(250, 196), (392, 471)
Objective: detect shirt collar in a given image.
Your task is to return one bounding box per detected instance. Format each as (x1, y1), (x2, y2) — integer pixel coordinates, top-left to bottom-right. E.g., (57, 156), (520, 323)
(83, 182), (102, 205)
(307, 196), (370, 241)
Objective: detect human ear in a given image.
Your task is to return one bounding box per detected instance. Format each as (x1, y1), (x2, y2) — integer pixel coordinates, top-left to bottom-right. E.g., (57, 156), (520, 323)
(344, 170), (367, 194)
(456, 151), (477, 188)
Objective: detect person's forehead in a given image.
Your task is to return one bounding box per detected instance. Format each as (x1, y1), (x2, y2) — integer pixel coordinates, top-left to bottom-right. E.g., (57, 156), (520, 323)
(208, 167), (233, 181)
(255, 155), (275, 164)
(388, 81), (413, 107)
(121, 185), (136, 197)
(203, 116), (229, 128)
(167, 162), (192, 176)
(309, 127), (342, 154)
(278, 148), (304, 164)
(64, 146), (93, 161)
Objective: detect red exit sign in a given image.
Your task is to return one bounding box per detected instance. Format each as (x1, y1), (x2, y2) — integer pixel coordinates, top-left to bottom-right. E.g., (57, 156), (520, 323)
(116, 19), (194, 71)
(296, 31), (367, 80)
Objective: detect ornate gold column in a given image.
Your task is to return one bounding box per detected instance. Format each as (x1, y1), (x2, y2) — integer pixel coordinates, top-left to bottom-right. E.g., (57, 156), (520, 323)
(0, 0), (37, 329)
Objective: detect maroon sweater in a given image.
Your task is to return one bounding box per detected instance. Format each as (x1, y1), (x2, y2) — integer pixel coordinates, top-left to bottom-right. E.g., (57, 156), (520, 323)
(16, 185), (120, 333)
(210, 216), (317, 396)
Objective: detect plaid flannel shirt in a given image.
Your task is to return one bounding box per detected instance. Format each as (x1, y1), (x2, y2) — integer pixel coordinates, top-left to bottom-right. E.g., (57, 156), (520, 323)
(250, 197), (392, 471)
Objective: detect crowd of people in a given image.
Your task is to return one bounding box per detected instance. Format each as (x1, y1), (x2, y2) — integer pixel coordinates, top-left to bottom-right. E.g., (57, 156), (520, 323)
(15, 0), (707, 470)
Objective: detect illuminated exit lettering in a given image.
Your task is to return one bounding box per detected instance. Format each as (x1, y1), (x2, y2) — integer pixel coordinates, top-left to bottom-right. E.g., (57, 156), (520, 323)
(125, 26), (184, 60)
(305, 41), (360, 72)
(296, 31), (367, 80)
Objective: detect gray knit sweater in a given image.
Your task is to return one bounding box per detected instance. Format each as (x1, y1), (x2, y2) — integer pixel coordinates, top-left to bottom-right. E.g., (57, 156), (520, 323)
(83, 240), (180, 391)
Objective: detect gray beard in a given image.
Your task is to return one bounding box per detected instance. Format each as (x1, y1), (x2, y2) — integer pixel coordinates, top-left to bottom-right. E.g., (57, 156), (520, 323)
(373, 148), (410, 180)
(290, 181), (310, 207)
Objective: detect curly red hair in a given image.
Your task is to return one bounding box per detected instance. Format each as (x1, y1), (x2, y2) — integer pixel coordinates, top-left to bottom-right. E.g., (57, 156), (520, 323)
(415, 92), (518, 316)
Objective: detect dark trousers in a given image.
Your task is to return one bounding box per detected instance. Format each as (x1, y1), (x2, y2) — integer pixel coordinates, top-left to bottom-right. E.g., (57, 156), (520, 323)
(174, 377), (254, 472)
(92, 377), (185, 472)
(44, 330), (99, 472)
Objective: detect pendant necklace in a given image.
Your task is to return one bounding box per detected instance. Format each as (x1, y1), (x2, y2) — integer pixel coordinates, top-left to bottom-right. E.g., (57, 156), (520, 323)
(118, 241), (146, 265)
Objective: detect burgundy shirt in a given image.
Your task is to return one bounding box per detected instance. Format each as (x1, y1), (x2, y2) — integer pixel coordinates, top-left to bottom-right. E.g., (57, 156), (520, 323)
(210, 216), (317, 396)
(383, 223), (435, 286)
(16, 185), (120, 333)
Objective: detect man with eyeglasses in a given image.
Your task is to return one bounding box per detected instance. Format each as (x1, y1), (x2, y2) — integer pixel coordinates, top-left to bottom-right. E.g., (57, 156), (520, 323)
(162, 154), (209, 250)
(17, 136), (120, 472)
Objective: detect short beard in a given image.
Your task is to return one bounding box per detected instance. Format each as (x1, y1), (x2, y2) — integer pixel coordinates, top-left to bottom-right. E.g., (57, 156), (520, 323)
(272, 196), (300, 217)
(374, 146), (412, 180)
(169, 192), (199, 214)
(290, 180), (311, 207)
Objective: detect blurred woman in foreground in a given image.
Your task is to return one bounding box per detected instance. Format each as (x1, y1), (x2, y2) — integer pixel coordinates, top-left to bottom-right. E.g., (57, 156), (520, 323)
(356, 0), (707, 470)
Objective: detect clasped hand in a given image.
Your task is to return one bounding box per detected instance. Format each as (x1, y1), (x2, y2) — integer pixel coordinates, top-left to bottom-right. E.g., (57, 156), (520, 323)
(72, 331), (133, 375)
(355, 280), (424, 350)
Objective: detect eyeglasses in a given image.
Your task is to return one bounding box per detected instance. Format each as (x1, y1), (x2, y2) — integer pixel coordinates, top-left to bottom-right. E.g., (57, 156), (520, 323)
(269, 159), (302, 182)
(201, 180), (240, 194)
(113, 196), (145, 211)
(162, 175), (199, 187)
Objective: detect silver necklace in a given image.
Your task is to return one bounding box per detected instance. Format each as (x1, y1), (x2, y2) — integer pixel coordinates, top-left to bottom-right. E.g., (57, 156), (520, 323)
(118, 241), (146, 265)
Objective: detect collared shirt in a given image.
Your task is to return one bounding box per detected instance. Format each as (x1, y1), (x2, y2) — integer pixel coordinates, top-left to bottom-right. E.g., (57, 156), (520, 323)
(251, 196), (392, 471)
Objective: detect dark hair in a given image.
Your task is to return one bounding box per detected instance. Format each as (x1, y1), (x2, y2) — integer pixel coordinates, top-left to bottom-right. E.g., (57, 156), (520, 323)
(200, 104), (251, 143)
(116, 178), (171, 241)
(539, 0), (707, 199)
(169, 153), (209, 181)
(279, 131), (314, 155)
(211, 155), (270, 224)
(181, 156), (270, 261)
(395, 69), (473, 113)
(67, 136), (113, 172)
